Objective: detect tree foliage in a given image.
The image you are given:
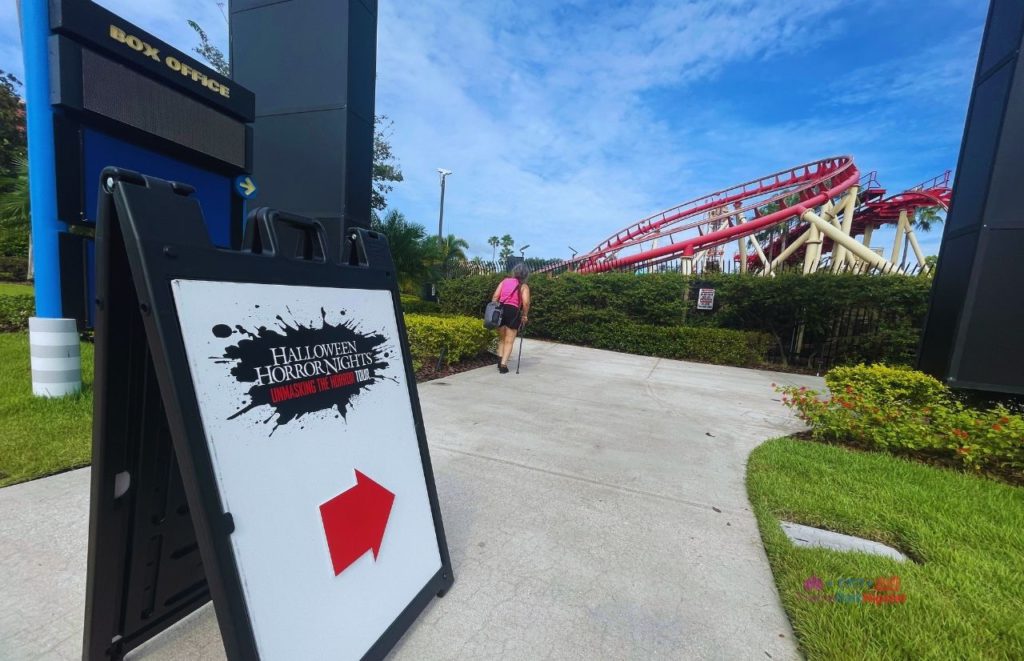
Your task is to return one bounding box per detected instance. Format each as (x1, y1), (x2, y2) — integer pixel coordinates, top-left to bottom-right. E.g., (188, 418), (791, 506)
(0, 71), (27, 264)
(487, 236), (499, 266)
(427, 234), (469, 278)
(0, 156), (29, 259)
(370, 210), (431, 291)
(371, 116), (404, 211)
(0, 71), (25, 179)
(498, 234), (514, 269)
(914, 206), (944, 232)
(187, 21), (230, 76)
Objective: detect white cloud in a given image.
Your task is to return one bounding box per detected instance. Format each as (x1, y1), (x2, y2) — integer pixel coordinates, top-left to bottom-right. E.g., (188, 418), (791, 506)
(377, 0), (980, 260)
(0, 0), (980, 263)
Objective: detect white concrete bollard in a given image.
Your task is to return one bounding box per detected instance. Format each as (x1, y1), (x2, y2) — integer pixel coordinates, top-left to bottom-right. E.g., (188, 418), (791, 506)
(28, 317), (82, 397)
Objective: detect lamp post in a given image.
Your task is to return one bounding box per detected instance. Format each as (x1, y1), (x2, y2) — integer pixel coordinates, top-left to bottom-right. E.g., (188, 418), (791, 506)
(436, 168), (452, 239)
(519, 244), (530, 263)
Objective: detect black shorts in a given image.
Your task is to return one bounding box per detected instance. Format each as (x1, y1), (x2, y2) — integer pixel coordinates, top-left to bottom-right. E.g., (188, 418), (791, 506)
(499, 304), (522, 329)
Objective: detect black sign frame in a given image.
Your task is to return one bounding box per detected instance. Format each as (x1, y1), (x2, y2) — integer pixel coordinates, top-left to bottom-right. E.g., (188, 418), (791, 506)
(84, 168), (453, 660)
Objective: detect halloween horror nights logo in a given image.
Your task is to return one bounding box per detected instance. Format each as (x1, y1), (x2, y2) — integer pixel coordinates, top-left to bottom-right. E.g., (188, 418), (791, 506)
(256, 342), (378, 386)
(212, 309), (392, 431)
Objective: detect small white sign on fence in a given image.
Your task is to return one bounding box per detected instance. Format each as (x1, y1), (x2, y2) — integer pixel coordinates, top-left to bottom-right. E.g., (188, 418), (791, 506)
(697, 288), (716, 311)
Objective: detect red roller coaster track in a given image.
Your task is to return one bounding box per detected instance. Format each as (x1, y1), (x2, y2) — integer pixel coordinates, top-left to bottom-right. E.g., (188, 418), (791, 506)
(540, 156), (951, 275)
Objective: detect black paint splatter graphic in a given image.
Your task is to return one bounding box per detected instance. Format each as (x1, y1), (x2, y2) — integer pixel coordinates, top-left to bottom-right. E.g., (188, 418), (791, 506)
(213, 309), (392, 432)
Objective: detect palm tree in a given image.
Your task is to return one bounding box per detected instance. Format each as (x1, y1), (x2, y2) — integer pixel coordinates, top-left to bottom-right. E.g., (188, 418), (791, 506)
(0, 156), (31, 278)
(370, 209), (430, 291)
(441, 234), (469, 267)
(487, 235), (499, 268)
(499, 234), (514, 270)
(914, 206), (944, 232)
(427, 233), (470, 280)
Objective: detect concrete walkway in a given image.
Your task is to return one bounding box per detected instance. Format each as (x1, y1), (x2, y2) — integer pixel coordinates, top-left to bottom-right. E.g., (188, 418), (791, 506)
(0, 340), (822, 660)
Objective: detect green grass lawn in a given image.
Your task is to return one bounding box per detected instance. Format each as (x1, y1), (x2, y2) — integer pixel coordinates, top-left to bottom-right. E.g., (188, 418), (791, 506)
(748, 437), (1024, 660)
(0, 282), (33, 296)
(0, 332), (93, 487)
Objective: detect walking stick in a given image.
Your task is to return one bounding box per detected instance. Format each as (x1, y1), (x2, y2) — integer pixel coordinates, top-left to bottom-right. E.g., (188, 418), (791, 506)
(516, 326), (525, 374)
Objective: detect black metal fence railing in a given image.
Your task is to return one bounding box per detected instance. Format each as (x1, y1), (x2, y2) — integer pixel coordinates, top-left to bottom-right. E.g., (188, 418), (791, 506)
(535, 254), (929, 278)
(762, 306), (919, 373)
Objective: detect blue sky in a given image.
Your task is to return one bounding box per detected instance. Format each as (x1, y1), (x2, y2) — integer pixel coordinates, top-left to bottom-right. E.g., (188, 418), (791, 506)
(1, 0), (987, 260)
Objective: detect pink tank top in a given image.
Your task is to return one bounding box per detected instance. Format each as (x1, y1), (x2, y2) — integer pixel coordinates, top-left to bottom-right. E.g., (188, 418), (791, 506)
(498, 277), (522, 307)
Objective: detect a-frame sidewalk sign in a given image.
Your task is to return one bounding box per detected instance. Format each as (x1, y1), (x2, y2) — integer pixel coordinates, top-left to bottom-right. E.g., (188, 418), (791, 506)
(83, 168), (453, 660)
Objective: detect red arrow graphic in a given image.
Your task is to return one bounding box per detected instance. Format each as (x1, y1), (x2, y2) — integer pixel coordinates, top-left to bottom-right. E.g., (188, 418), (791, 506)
(319, 470), (395, 576)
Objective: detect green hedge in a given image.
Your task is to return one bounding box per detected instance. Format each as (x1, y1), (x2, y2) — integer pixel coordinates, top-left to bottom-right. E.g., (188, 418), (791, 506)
(0, 294), (33, 333)
(438, 273), (689, 327)
(0, 294), (490, 375)
(398, 295), (441, 315)
(404, 313), (494, 371)
(585, 321), (770, 366)
(438, 272), (932, 367)
(0, 256), (29, 282)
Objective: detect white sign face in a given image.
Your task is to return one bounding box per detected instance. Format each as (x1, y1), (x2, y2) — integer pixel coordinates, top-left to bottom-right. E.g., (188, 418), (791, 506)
(697, 288), (716, 310)
(170, 280), (442, 661)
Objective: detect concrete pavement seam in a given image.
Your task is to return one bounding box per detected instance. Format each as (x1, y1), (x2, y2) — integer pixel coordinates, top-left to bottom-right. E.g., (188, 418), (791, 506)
(432, 444), (746, 514)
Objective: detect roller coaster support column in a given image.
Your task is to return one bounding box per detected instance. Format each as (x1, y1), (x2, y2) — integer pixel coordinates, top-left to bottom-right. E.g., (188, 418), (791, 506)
(802, 223), (822, 274)
(767, 227), (811, 275)
(749, 230), (770, 273)
(734, 204), (747, 273)
(900, 209), (927, 269)
(803, 208), (896, 273)
(862, 224), (874, 248)
(806, 199), (838, 274)
(681, 246), (694, 276)
(890, 213), (907, 265)
(831, 186), (859, 273)
(734, 204), (771, 273)
(855, 223), (876, 271)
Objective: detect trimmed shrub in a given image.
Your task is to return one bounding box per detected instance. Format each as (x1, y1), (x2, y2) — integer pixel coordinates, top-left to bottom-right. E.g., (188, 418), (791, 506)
(404, 313), (494, 371)
(0, 293), (33, 332)
(438, 275), (503, 318)
(0, 256), (29, 282)
(399, 295), (441, 315)
(439, 273), (688, 326)
(586, 321), (771, 366)
(825, 363), (946, 407)
(777, 364), (1024, 476)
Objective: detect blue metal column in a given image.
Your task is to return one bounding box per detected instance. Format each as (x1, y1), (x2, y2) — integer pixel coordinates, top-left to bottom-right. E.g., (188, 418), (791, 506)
(20, 0), (65, 318)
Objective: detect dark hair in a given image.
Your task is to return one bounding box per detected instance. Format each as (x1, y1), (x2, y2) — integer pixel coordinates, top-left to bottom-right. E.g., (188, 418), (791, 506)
(512, 263), (531, 281)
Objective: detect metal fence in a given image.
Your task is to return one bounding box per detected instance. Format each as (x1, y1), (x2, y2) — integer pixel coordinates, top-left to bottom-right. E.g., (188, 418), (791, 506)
(548, 254), (929, 277)
(759, 303), (922, 373)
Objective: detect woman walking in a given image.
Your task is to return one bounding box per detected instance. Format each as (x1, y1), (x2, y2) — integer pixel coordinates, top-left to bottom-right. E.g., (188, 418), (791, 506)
(490, 263), (531, 373)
